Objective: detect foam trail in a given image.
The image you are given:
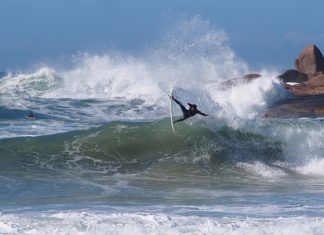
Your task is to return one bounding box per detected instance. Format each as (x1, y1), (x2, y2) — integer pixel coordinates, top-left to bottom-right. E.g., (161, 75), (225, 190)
(236, 161), (287, 178)
(0, 211), (323, 235)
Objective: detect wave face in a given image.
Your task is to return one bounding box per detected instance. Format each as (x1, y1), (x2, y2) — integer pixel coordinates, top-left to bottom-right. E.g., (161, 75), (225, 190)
(1, 119), (324, 235)
(0, 17), (324, 234)
(1, 120), (324, 204)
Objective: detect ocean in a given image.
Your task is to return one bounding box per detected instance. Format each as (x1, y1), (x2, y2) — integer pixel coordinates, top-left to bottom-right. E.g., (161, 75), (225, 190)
(1, 18), (324, 234)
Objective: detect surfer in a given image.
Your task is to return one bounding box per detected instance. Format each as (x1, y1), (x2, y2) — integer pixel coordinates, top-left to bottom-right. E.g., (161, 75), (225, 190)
(26, 111), (36, 120)
(170, 96), (208, 123)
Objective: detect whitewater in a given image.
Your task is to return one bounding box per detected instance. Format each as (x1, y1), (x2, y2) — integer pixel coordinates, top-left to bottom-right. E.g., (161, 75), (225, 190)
(1, 17), (324, 234)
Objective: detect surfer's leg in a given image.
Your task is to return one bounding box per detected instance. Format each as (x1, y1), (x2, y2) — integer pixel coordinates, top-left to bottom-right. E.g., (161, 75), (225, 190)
(173, 117), (187, 124)
(173, 99), (187, 114)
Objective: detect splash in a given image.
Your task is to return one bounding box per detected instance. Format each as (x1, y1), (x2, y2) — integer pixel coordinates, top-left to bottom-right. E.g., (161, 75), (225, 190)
(0, 17), (288, 122)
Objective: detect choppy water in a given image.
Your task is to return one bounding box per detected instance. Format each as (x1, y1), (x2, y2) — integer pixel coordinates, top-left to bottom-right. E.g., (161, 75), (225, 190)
(1, 17), (324, 234)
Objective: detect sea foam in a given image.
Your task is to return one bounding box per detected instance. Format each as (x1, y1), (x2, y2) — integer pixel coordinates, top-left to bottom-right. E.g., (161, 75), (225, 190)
(0, 211), (323, 235)
(0, 17), (287, 121)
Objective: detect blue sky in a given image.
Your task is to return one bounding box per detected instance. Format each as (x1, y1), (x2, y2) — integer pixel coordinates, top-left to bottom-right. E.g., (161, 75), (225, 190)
(1, 0), (324, 70)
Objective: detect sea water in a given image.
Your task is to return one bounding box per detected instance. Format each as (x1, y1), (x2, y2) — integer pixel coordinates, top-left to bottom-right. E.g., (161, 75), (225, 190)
(0, 17), (324, 234)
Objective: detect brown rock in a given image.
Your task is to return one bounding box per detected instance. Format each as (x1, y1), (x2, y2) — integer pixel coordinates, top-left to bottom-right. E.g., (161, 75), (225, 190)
(295, 44), (324, 77)
(264, 96), (324, 118)
(305, 73), (324, 87)
(268, 45), (324, 117)
(282, 46), (324, 96)
(243, 73), (261, 81)
(284, 83), (309, 96)
(284, 82), (324, 96)
(278, 69), (309, 83)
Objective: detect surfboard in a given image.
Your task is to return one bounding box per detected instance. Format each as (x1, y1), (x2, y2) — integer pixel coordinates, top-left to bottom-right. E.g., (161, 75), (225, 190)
(169, 89), (177, 134)
(25, 116), (36, 120)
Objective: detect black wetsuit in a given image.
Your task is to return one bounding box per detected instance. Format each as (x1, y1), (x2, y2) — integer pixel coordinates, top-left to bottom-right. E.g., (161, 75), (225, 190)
(27, 112), (35, 119)
(172, 97), (208, 123)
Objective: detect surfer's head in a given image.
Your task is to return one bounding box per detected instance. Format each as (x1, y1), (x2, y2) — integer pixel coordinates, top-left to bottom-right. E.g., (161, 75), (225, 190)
(188, 103), (197, 111)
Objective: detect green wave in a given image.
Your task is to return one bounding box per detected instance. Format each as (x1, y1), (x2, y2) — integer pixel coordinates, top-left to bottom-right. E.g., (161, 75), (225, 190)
(0, 119), (283, 178)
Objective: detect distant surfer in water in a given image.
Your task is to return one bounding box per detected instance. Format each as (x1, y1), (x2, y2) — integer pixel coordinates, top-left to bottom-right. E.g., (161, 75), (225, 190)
(26, 111), (36, 120)
(170, 96), (208, 123)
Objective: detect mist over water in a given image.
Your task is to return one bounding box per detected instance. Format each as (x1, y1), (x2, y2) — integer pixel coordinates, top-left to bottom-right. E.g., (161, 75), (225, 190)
(0, 17), (324, 234)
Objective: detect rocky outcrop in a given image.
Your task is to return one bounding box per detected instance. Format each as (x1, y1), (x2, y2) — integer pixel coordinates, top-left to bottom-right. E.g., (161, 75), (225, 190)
(240, 45), (324, 118)
(295, 44), (324, 77)
(243, 73), (261, 81)
(305, 73), (324, 87)
(284, 83), (324, 96)
(264, 95), (324, 118)
(278, 69), (308, 84)
(279, 45), (324, 96)
(284, 74), (324, 96)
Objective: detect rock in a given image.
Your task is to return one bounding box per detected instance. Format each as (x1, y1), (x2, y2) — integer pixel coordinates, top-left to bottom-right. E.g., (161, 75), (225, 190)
(265, 45), (324, 118)
(284, 82), (324, 96)
(243, 73), (261, 81)
(295, 44), (324, 77)
(284, 83), (308, 96)
(305, 73), (324, 87)
(283, 73), (324, 96)
(219, 74), (262, 89)
(281, 46), (324, 96)
(278, 69), (309, 84)
(264, 95), (324, 118)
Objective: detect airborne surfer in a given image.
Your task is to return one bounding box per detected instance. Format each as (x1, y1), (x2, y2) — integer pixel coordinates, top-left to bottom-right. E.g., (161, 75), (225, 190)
(169, 96), (208, 123)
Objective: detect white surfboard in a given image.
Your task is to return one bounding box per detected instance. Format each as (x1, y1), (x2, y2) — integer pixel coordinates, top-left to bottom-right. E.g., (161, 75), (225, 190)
(169, 89), (177, 134)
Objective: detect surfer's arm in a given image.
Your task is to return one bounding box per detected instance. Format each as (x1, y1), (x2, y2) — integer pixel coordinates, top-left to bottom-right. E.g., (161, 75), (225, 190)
(197, 111), (208, 116)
